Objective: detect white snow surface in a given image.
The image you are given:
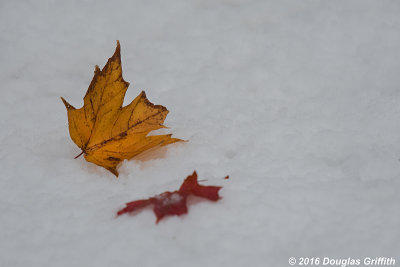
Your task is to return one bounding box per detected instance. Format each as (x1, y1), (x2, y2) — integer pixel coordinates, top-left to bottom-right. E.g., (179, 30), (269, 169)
(1, 1), (400, 266)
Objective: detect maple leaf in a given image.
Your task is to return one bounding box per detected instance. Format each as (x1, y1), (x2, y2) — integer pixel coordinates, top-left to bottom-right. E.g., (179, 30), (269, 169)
(117, 171), (223, 223)
(61, 41), (182, 176)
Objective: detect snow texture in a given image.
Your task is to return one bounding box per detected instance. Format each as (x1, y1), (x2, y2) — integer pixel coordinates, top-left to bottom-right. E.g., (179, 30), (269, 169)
(1, 0), (400, 266)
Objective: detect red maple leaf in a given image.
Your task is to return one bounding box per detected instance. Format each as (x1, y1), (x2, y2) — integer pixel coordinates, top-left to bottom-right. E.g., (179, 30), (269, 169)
(117, 171), (224, 223)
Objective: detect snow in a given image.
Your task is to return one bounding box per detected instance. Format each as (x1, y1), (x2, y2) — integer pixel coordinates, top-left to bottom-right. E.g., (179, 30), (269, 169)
(1, 0), (400, 266)
(157, 192), (184, 206)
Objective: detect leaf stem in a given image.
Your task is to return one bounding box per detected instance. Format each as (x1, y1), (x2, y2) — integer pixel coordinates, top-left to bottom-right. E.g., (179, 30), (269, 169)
(198, 175), (229, 182)
(74, 151), (84, 159)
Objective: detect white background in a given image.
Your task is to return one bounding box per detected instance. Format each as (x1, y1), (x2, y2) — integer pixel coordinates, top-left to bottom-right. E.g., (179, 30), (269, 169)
(1, 0), (399, 266)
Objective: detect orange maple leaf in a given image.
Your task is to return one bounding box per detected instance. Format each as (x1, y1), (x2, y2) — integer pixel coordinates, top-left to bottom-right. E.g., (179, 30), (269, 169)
(61, 41), (182, 176)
